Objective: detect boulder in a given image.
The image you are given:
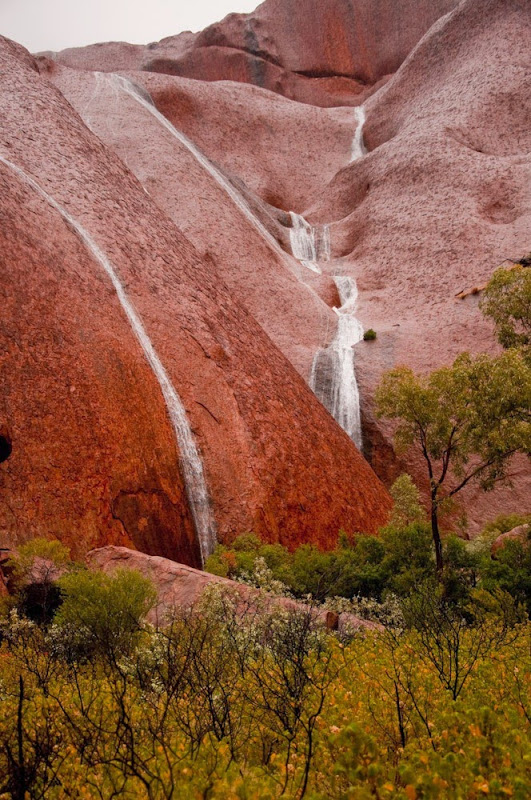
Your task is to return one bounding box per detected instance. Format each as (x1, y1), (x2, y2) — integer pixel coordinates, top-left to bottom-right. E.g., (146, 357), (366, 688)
(491, 524), (530, 557)
(86, 545), (379, 630)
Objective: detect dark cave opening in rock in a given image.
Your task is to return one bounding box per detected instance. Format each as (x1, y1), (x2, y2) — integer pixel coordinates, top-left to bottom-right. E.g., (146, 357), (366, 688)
(0, 436), (12, 463)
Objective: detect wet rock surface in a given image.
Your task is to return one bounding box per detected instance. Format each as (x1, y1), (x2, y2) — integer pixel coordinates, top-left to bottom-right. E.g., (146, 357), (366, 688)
(1, 0), (529, 561)
(46, 0), (459, 107)
(0, 35), (391, 563)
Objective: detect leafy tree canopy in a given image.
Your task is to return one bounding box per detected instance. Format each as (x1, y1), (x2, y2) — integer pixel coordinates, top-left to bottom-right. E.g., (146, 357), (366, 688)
(481, 263), (531, 362)
(376, 350), (531, 569)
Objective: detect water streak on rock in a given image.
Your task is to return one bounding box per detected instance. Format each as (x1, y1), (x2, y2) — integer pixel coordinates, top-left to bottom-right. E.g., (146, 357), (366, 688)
(0, 154), (216, 564)
(310, 276), (364, 450)
(288, 211), (329, 273)
(100, 73), (290, 262)
(351, 106), (367, 161)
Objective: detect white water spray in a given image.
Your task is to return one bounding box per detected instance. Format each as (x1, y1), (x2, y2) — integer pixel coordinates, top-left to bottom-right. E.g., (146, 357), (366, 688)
(288, 212), (330, 273)
(310, 276), (364, 450)
(287, 208), (364, 448)
(351, 106), (367, 162)
(0, 154), (216, 564)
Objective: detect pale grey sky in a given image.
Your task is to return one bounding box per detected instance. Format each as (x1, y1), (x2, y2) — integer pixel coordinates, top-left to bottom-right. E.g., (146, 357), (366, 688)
(1, 0), (260, 53)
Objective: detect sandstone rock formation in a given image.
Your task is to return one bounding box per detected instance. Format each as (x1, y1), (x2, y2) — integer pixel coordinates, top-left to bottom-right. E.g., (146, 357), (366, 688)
(305, 0), (531, 528)
(40, 62), (346, 380)
(1, 0), (529, 563)
(491, 524), (530, 557)
(0, 36), (391, 566)
(86, 545), (377, 631)
(45, 0), (459, 106)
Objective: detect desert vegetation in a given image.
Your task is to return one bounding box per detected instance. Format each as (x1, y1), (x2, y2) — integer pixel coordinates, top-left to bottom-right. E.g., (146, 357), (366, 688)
(1, 495), (530, 799)
(0, 261), (529, 798)
(375, 260), (531, 572)
(1, 0), (530, 796)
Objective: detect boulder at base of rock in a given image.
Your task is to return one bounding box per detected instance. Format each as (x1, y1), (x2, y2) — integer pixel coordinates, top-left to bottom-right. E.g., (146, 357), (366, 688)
(86, 545), (379, 631)
(491, 525), (530, 557)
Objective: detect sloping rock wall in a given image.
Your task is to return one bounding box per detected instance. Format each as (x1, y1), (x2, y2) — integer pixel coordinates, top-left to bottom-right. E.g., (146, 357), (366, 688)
(0, 37), (391, 563)
(45, 0), (459, 106)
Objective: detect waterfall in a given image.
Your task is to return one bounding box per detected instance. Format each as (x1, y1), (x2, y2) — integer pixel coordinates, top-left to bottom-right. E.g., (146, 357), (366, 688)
(310, 276), (364, 450)
(287, 212), (364, 447)
(315, 223), (331, 263)
(351, 106), (367, 162)
(96, 73), (290, 263)
(0, 155), (216, 564)
(303, 103), (368, 449)
(288, 212), (330, 273)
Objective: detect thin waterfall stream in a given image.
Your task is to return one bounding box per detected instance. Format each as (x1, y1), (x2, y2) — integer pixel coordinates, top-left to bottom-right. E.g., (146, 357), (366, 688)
(0, 154), (217, 565)
(310, 278), (364, 450)
(288, 212), (330, 273)
(289, 106), (367, 450)
(351, 106), (367, 161)
(96, 73), (290, 263)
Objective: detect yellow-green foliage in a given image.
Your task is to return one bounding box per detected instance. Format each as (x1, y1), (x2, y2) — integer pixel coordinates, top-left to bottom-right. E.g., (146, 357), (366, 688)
(388, 474), (426, 528)
(0, 588), (529, 799)
(9, 537), (71, 585)
(480, 264), (531, 363)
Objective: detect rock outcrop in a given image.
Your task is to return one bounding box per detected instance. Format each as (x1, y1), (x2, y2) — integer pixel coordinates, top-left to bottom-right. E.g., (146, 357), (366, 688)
(45, 0), (459, 107)
(305, 0), (531, 529)
(40, 63), (349, 380)
(86, 545), (377, 630)
(0, 36), (391, 565)
(491, 524), (530, 556)
(1, 0), (529, 561)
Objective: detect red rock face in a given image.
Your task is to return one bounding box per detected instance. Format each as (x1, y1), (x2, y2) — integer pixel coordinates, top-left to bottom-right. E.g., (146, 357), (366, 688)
(39, 63), (355, 384)
(0, 37), (391, 564)
(3, 0), (528, 559)
(45, 0), (459, 106)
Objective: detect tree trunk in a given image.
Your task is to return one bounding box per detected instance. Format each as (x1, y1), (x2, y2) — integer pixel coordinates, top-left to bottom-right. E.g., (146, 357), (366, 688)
(431, 494), (444, 573)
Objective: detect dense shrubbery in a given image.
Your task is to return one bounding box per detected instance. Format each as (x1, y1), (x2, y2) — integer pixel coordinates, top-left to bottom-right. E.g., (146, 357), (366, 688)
(0, 470), (528, 798)
(0, 570), (529, 799)
(206, 524), (436, 601)
(205, 513), (531, 613)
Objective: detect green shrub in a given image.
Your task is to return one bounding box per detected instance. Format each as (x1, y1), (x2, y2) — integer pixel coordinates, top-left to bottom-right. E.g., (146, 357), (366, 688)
(363, 328), (377, 341)
(480, 513), (531, 542)
(379, 522), (434, 595)
(231, 532), (261, 552)
(481, 538), (531, 614)
(388, 474), (426, 528)
(9, 538), (71, 585)
(54, 568), (156, 660)
(206, 513), (530, 611)
(8, 538), (72, 626)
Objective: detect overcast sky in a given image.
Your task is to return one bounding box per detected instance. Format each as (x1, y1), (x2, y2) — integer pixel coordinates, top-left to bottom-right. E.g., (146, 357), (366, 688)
(1, 0), (259, 53)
